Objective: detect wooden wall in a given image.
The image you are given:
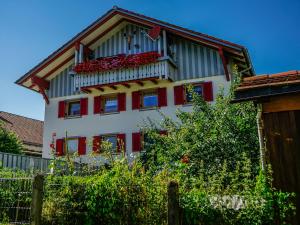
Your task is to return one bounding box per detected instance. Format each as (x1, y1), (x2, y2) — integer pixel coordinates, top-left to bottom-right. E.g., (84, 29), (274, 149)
(263, 109), (300, 224)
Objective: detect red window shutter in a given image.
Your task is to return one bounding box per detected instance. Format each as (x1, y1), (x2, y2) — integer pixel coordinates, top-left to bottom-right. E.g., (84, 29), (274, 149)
(94, 96), (102, 114)
(117, 133), (126, 152)
(78, 137), (86, 155)
(159, 130), (168, 136)
(93, 136), (101, 153)
(132, 91), (141, 110)
(132, 132), (141, 152)
(158, 88), (167, 107)
(174, 85), (185, 105)
(80, 98), (88, 116)
(117, 93), (126, 112)
(58, 101), (65, 118)
(203, 81), (213, 102)
(56, 139), (64, 156)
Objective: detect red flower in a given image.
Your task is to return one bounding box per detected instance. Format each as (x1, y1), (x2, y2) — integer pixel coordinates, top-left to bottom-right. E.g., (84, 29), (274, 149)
(181, 155), (190, 164)
(73, 51), (160, 74)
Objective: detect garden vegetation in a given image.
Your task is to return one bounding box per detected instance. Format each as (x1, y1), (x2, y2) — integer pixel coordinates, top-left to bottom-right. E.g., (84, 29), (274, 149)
(0, 77), (296, 224)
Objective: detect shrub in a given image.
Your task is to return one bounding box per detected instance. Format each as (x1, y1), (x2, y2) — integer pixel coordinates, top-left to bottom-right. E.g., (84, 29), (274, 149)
(141, 88), (259, 177)
(38, 152), (295, 225)
(0, 123), (23, 154)
(42, 160), (169, 225)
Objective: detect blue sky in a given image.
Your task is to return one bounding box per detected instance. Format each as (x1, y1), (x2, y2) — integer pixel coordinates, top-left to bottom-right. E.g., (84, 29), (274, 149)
(0, 0), (299, 120)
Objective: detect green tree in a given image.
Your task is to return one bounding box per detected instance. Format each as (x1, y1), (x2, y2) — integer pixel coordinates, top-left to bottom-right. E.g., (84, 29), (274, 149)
(0, 124), (23, 154)
(142, 85), (259, 176)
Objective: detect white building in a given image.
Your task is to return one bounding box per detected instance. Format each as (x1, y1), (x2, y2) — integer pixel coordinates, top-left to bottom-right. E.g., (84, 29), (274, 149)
(16, 6), (253, 159)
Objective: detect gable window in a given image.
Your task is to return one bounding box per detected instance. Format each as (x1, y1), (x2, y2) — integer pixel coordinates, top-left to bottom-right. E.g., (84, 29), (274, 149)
(103, 95), (118, 113)
(185, 84), (203, 103)
(67, 100), (81, 117)
(141, 90), (158, 109)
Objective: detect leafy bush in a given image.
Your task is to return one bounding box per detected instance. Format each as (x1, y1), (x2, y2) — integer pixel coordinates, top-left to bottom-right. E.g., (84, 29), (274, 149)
(39, 156), (295, 225)
(42, 160), (169, 225)
(0, 74), (295, 224)
(0, 123), (23, 154)
(141, 88), (259, 177)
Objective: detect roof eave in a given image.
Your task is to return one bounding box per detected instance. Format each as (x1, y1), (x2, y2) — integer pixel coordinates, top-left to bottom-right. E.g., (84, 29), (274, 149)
(16, 6), (251, 89)
(15, 7), (118, 85)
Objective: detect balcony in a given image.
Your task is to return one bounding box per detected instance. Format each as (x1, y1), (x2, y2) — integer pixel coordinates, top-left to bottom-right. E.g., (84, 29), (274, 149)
(73, 52), (177, 92)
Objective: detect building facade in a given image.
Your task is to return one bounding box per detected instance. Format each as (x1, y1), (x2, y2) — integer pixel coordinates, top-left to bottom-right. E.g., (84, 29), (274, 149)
(16, 7), (253, 159)
(0, 111), (43, 157)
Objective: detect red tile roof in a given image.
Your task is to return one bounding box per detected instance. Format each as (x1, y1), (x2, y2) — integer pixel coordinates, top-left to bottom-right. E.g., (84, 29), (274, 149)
(237, 70), (300, 91)
(0, 111), (43, 146)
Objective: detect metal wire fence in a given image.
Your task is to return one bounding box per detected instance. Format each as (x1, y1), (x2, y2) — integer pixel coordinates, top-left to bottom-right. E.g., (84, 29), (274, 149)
(0, 177), (33, 225)
(42, 182), (87, 225)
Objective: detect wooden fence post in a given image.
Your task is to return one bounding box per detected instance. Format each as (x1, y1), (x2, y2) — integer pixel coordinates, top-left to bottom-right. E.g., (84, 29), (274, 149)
(168, 180), (180, 225)
(31, 174), (44, 225)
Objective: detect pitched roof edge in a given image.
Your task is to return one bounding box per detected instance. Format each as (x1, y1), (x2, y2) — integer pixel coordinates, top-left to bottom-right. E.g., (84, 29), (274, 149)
(15, 7), (116, 85)
(114, 6), (245, 50)
(16, 6), (249, 86)
(0, 111), (44, 123)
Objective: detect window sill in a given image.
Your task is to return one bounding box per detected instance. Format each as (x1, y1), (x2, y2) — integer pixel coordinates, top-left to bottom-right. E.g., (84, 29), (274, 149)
(139, 107), (159, 112)
(64, 115), (82, 119)
(100, 111), (120, 116)
(92, 152), (122, 156)
(182, 103), (193, 107)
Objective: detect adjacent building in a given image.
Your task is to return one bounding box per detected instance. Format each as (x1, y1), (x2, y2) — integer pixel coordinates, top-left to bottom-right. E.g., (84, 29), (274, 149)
(0, 111), (43, 156)
(15, 6), (254, 159)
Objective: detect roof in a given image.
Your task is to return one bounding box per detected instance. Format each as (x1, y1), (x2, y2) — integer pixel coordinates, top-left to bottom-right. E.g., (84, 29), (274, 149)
(233, 70), (300, 102)
(15, 6), (253, 93)
(0, 111), (43, 147)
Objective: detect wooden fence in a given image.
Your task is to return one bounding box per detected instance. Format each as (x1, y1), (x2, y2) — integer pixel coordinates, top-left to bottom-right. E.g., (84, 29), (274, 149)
(0, 152), (51, 173)
(0, 174), (180, 225)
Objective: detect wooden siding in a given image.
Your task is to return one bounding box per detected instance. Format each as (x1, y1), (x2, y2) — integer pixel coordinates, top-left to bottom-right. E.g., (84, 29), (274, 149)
(48, 23), (225, 98)
(94, 23), (160, 57)
(263, 110), (300, 224)
(174, 38), (224, 80)
(48, 65), (76, 98)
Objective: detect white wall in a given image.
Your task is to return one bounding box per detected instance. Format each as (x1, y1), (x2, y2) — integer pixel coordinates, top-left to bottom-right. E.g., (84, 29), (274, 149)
(42, 75), (230, 159)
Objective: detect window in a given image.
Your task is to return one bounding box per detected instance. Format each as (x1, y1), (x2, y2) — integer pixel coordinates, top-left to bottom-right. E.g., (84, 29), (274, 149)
(59, 98), (88, 119)
(67, 100), (81, 117)
(185, 84), (203, 103)
(103, 96), (118, 113)
(141, 90), (158, 109)
(66, 138), (78, 154)
(102, 135), (118, 152)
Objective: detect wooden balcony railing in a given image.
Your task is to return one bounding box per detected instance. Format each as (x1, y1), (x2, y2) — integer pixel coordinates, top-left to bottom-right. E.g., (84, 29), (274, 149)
(73, 58), (176, 91)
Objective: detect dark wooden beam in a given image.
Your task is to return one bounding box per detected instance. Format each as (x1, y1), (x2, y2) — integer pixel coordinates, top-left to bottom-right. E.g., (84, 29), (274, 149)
(218, 47), (230, 81)
(150, 79), (158, 85)
(39, 87), (49, 105)
(82, 88), (92, 94)
(135, 81), (144, 86)
(122, 83), (131, 88)
(31, 76), (50, 90)
(96, 87), (104, 92)
(110, 85), (117, 90)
